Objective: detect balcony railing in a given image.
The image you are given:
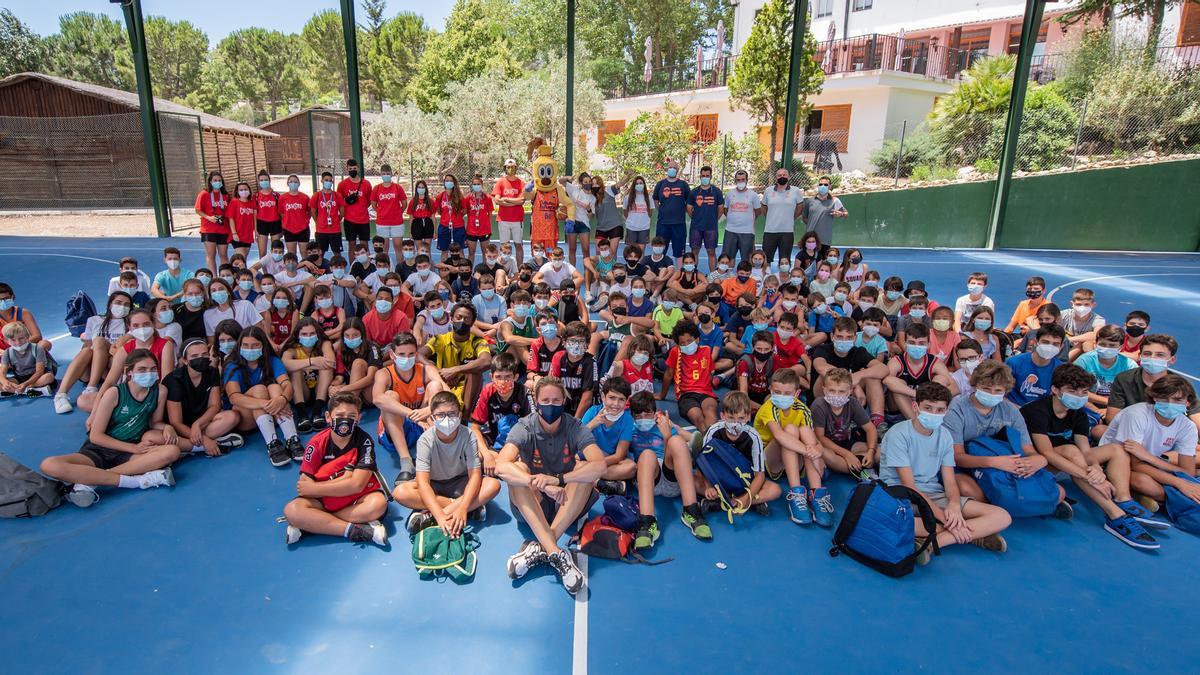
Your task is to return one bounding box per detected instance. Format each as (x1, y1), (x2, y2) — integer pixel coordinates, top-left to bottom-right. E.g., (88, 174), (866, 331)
(1028, 43), (1200, 83)
(607, 54), (734, 99)
(814, 33), (970, 80)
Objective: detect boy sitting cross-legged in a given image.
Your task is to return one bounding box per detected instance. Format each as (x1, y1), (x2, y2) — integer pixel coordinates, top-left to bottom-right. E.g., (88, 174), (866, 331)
(811, 367), (880, 477)
(696, 391), (781, 516)
(753, 369), (829, 526)
(580, 378), (637, 496)
(627, 391), (712, 547)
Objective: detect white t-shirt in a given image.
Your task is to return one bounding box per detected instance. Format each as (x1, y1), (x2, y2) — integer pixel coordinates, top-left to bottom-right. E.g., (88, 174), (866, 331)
(950, 368), (974, 398)
(274, 269), (313, 300)
(1100, 402), (1197, 458)
(565, 182), (596, 222)
(203, 300), (262, 336)
(537, 261), (578, 288)
(954, 293), (995, 321)
(761, 186), (805, 233)
(107, 270), (153, 297)
(623, 193), (654, 231)
(159, 322), (183, 350)
(83, 315), (128, 342)
(406, 270), (440, 296)
(724, 188), (762, 234)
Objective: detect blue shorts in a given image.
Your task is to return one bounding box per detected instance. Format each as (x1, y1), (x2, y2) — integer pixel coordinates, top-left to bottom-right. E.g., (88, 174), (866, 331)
(565, 219), (591, 234)
(437, 225), (466, 251)
(689, 226), (718, 251)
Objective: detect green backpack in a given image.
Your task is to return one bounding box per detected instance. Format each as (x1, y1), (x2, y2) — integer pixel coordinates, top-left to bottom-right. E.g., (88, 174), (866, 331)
(411, 526), (480, 582)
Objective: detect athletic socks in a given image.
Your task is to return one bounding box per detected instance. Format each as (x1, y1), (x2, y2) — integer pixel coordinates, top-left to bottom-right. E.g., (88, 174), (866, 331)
(343, 523), (355, 538)
(255, 414), (277, 443)
(278, 415), (299, 440)
(117, 475), (141, 489)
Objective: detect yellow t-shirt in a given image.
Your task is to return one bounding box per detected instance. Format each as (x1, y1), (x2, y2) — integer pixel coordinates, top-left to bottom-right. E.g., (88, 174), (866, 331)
(753, 398), (813, 446)
(426, 332), (491, 401)
(652, 306), (684, 337)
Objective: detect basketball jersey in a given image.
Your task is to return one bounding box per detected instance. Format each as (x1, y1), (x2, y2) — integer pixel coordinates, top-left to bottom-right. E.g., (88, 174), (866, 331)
(109, 382), (158, 443)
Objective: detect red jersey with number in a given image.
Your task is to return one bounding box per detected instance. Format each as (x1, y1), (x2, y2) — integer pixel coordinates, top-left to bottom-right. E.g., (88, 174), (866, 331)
(195, 190), (229, 234)
(465, 193), (493, 237)
(373, 183), (407, 225)
(666, 346), (716, 396)
(300, 427), (380, 512)
(620, 358), (654, 396)
(310, 190), (344, 234)
(279, 192), (310, 233)
(435, 191), (465, 228)
(337, 178), (372, 224)
(255, 190), (281, 222)
(774, 334), (806, 369)
(225, 198), (257, 244)
(493, 176), (526, 222)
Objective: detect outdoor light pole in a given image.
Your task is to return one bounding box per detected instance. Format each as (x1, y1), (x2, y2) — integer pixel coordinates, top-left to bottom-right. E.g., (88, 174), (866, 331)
(565, 0), (576, 175)
(340, 0), (365, 173)
(987, 0), (1047, 249)
(116, 0), (170, 238)
(780, 0), (811, 176)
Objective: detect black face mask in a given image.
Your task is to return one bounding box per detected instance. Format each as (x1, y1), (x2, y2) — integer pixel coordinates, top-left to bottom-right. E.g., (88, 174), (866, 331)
(348, 169), (358, 178)
(698, 313), (712, 324)
(1125, 324), (1146, 338)
(519, 274), (532, 282)
(707, 295), (722, 304)
(753, 351), (772, 363)
(613, 274), (627, 282)
(626, 257), (640, 266)
(777, 176), (789, 186)
(307, 254), (320, 262)
(1026, 289), (1043, 299)
(332, 416), (356, 437)
(459, 271), (472, 281)
(737, 306), (753, 317)
(188, 356), (211, 372)
(453, 321), (471, 335)
(373, 246), (385, 254)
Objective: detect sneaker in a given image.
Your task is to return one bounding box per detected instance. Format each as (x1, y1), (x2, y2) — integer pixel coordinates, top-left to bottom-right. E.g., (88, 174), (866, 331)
(634, 519), (660, 550)
(311, 408), (328, 430)
(470, 504), (487, 522)
(53, 393), (73, 414)
(1117, 499), (1172, 530)
(970, 533), (1008, 553)
(0, 390), (13, 398)
(1104, 515), (1160, 550)
(214, 433), (244, 455)
(1053, 500), (1074, 520)
(914, 537), (932, 566)
(296, 411), (312, 434)
(67, 484), (99, 508)
(752, 502), (769, 516)
(547, 549), (584, 595)
(506, 539), (547, 579)
(347, 523), (384, 545)
(597, 479), (626, 496)
(811, 487), (835, 528)
(266, 439), (290, 467)
(285, 525), (303, 545)
(698, 497), (722, 514)
(28, 385), (52, 397)
(1136, 495), (1161, 515)
(138, 467), (175, 489)
(368, 519), (388, 546)
(786, 487), (812, 525)
(394, 456), (416, 485)
(680, 505), (712, 540)
(406, 509), (434, 535)
(286, 436), (304, 462)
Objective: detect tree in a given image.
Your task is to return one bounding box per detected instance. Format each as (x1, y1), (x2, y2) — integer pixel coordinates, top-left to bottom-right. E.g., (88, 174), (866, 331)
(184, 52), (238, 116)
(406, 0), (521, 112)
(217, 29), (306, 124)
(0, 9), (45, 78)
(727, 0), (824, 168)
(144, 17), (209, 103)
(1060, 0), (1184, 56)
(364, 12), (428, 107)
(929, 55), (1015, 165)
(45, 12), (134, 91)
(302, 10), (349, 103)
(600, 102), (697, 178)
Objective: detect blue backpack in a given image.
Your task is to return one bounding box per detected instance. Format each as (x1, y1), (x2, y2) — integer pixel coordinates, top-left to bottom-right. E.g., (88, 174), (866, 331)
(966, 426), (1059, 518)
(694, 436), (754, 522)
(831, 479), (940, 577)
(1163, 472), (1200, 534)
(64, 290), (97, 338)
(602, 495), (641, 532)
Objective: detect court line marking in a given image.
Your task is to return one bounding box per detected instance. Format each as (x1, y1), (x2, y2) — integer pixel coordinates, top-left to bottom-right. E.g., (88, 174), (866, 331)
(572, 553), (588, 675)
(0, 252), (119, 265)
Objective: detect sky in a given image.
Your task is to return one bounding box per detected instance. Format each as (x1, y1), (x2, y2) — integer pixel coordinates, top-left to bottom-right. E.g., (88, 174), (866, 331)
(7, 0), (451, 42)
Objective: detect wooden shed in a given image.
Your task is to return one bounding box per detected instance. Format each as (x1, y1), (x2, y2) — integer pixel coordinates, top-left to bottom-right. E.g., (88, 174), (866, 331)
(0, 72), (277, 210)
(260, 106), (378, 176)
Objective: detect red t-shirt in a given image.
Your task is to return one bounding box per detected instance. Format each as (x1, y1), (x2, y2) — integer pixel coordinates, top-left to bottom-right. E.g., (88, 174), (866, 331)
(774, 333), (806, 369)
(255, 190), (281, 222)
(309, 190), (345, 234)
(373, 183), (408, 226)
(493, 175), (526, 222)
(279, 192), (311, 233)
(195, 190), (229, 235)
(465, 193), (493, 237)
(407, 196), (434, 219)
(225, 198), (257, 244)
(362, 308), (413, 348)
(337, 178), (373, 224)
(620, 358), (654, 396)
(435, 191), (465, 228)
(666, 346), (717, 396)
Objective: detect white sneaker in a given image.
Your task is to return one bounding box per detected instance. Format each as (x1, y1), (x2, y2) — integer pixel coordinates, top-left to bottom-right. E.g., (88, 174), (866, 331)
(137, 467), (176, 489)
(368, 520), (388, 546)
(53, 393), (73, 414)
(506, 539), (547, 579)
(67, 484), (99, 508)
(82, 386), (98, 394)
(285, 525), (303, 545)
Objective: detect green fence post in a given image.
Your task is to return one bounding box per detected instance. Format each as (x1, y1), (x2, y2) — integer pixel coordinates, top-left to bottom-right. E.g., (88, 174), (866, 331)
(780, 0), (811, 175)
(339, 0), (365, 173)
(565, 0), (576, 175)
(118, 0), (170, 238)
(987, 0), (1047, 249)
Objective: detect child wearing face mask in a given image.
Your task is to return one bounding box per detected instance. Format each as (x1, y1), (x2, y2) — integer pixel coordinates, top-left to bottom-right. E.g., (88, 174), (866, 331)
(927, 306), (962, 366)
(1004, 276), (1048, 335)
(737, 331), (775, 413)
(809, 261), (838, 298)
(806, 291), (835, 346)
(608, 334), (657, 398)
(282, 317), (337, 433)
(838, 248), (868, 292)
(278, 175), (311, 257)
(526, 311), (565, 390)
(581, 378), (636, 496)
(1075, 325), (1136, 426)
(0, 322), (56, 397)
(549, 321), (598, 418)
(953, 272), (993, 333)
(1120, 310), (1150, 358)
(708, 253), (736, 284)
(698, 391), (777, 517)
(950, 339), (983, 398)
(226, 181), (258, 258)
(464, 174), (494, 264)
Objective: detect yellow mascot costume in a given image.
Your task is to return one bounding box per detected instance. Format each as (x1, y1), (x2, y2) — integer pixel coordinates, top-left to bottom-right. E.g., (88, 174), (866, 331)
(524, 138), (574, 251)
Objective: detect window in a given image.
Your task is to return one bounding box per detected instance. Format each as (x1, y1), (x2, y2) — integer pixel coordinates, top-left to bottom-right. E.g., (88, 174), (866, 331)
(815, 0), (834, 19)
(801, 105), (851, 152)
(853, 0), (872, 11)
(1007, 21), (1049, 55)
(687, 114), (719, 144)
(1180, 1), (1200, 47)
(597, 120), (626, 150)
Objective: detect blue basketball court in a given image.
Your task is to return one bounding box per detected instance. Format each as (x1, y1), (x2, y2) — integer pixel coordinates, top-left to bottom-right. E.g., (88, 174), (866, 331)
(1, 236), (1197, 673)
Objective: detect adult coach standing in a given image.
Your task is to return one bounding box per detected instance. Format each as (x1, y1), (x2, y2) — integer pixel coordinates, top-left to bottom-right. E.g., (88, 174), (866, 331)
(338, 159), (373, 253)
(652, 160), (690, 258)
(801, 175), (848, 246)
(760, 167), (805, 268)
(493, 159), (528, 267)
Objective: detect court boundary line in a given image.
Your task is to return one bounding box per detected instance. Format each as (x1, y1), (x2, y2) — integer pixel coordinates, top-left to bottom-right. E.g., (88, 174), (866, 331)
(572, 553), (588, 675)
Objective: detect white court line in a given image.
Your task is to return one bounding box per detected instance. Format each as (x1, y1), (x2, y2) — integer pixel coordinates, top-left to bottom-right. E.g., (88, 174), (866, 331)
(0, 252), (118, 265)
(572, 552), (589, 675)
(46, 332), (71, 343)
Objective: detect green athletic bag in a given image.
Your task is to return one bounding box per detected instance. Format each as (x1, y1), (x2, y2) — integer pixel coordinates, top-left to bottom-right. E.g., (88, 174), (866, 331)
(411, 525), (480, 582)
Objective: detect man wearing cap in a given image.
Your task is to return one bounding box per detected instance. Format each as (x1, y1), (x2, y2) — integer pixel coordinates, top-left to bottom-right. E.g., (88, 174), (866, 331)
(494, 159), (528, 266)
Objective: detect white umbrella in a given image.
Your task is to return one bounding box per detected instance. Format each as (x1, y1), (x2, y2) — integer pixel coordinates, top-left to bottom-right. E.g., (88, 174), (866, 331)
(894, 28), (906, 71)
(822, 21), (836, 72)
(696, 43), (705, 88)
(643, 36), (653, 83)
(715, 20), (726, 82)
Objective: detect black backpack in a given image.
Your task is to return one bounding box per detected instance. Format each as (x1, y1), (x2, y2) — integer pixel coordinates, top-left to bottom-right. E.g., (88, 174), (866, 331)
(0, 453), (68, 518)
(830, 480), (940, 578)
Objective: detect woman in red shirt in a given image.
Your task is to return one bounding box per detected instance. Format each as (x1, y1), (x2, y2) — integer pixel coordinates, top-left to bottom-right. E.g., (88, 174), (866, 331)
(337, 159), (373, 251)
(434, 174), (466, 262)
(226, 181), (258, 259)
(406, 180), (435, 250)
(371, 163), (408, 264)
(279, 174), (311, 257)
(464, 174), (494, 264)
(309, 171), (345, 257)
(195, 170), (230, 274)
(255, 169), (283, 261)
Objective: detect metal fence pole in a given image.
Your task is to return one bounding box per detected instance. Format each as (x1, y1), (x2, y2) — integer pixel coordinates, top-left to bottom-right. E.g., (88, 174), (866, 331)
(1071, 98), (1089, 172)
(119, 0), (170, 238)
(894, 120), (907, 187)
(720, 135), (728, 187)
(780, 0), (812, 175)
(409, 152), (414, 193)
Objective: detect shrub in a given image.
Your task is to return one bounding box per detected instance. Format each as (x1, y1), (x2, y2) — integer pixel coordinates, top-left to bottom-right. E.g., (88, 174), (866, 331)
(982, 86), (1077, 171)
(869, 129), (941, 177)
(911, 164), (957, 181)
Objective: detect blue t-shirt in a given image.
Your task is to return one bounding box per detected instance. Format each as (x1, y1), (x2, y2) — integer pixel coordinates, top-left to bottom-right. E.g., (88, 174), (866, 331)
(627, 297), (656, 319)
(652, 178), (690, 225)
(153, 268), (193, 297)
(880, 419), (955, 495)
(740, 325), (776, 354)
(472, 293), (507, 325)
(1005, 352), (1061, 407)
(222, 356), (287, 390)
(632, 425), (677, 459)
(1074, 350), (1136, 397)
(698, 323), (725, 349)
(854, 331), (889, 358)
(580, 405), (634, 456)
(687, 185), (724, 230)
(808, 311), (835, 335)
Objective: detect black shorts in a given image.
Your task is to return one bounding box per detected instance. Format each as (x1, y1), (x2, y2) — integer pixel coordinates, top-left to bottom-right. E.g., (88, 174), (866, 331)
(429, 474), (470, 498)
(315, 232), (343, 253)
(283, 227), (310, 243)
(343, 219), (371, 242)
(465, 234), (491, 242)
(78, 441), (132, 470)
(411, 217), (435, 240)
(200, 232), (229, 245)
(596, 226), (624, 240)
(510, 486), (599, 528)
(678, 391), (716, 420)
(831, 429), (868, 451)
(231, 239), (253, 250)
(257, 219), (283, 236)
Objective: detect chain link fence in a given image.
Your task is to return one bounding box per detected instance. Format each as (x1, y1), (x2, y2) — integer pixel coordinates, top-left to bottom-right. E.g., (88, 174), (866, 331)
(158, 111), (206, 231)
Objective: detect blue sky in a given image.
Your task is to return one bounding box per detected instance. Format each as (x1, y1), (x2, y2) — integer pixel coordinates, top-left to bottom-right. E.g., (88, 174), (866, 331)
(7, 0), (451, 42)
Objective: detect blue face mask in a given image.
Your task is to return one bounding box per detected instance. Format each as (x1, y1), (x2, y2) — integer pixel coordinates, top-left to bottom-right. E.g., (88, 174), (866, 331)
(974, 318), (992, 331)
(130, 371), (159, 388)
(538, 403), (565, 424)
(298, 335), (318, 348)
(196, 275), (212, 287)
(917, 411), (945, 429)
(272, 298), (289, 310)
(481, 289), (496, 300)
(218, 340), (237, 355)
(444, 181), (456, 190)
(211, 180), (223, 190)
(634, 418), (656, 432)
(240, 347), (263, 361)
(833, 339), (854, 353)
(288, 182), (300, 192)
(322, 180), (334, 190)
(817, 185), (829, 195)
(375, 299), (393, 314)
(416, 187), (426, 196)
(381, 174), (392, 183)
(666, 168), (677, 178)
(679, 342), (698, 356)
(1141, 358), (1169, 375)
(316, 298), (333, 310)
(431, 307), (446, 320)
(184, 295), (204, 308)
(258, 179), (271, 190)
(699, 177), (710, 186)
(886, 290), (903, 301)
(632, 288), (646, 298)
(906, 344), (929, 360)
(210, 290), (229, 305)
(1154, 401), (1187, 420)
(238, 280), (253, 291)
(0, 299), (14, 311)
(1059, 392), (1088, 410)
(770, 394), (794, 410)
(752, 322), (769, 332)
(662, 301), (679, 311)
(540, 324), (558, 339)
(157, 310), (174, 324)
(271, 252), (284, 262)
(634, 183), (645, 193)
(975, 390), (1004, 408)
(332, 268), (347, 279)
(343, 336), (363, 349)
(682, 263), (695, 272)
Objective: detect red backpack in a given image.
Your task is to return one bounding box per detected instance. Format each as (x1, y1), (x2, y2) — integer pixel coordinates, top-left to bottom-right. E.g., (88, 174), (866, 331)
(577, 516), (672, 565)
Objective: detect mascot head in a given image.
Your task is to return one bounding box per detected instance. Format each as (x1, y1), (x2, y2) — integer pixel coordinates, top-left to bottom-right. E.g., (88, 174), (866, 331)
(527, 138), (558, 193)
